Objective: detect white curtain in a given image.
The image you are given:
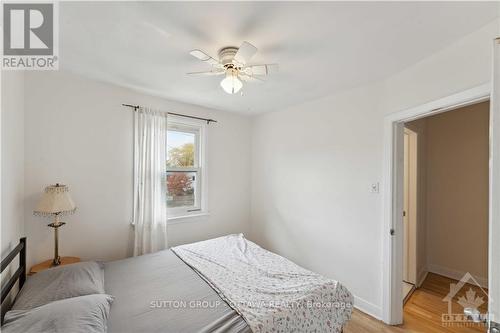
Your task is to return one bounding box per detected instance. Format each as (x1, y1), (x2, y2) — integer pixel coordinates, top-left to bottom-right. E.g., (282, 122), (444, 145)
(133, 107), (168, 256)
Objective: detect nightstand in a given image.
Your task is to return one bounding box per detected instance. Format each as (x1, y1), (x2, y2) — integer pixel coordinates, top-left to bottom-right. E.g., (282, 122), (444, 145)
(29, 257), (80, 275)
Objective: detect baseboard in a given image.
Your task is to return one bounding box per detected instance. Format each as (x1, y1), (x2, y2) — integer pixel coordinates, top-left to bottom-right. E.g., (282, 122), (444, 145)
(353, 295), (382, 320)
(428, 264), (488, 288)
(417, 269), (428, 288)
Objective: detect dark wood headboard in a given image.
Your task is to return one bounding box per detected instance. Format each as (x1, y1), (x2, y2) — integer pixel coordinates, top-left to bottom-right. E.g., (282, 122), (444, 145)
(1, 237), (26, 324)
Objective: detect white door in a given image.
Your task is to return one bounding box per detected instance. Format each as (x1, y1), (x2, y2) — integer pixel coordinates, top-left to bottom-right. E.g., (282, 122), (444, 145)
(403, 129), (418, 285)
(403, 132), (410, 283)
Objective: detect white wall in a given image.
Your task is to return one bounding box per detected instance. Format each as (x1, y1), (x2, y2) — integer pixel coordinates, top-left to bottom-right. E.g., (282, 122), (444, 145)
(23, 70), (251, 268)
(251, 81), (386, 317)
(250, 19), (500, 319)
(1, 72), (25, 259)
(1, 71), (25, 303)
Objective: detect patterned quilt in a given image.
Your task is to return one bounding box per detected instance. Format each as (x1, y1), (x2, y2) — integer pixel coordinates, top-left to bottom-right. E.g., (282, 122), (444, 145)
(172, 234), (353, 333)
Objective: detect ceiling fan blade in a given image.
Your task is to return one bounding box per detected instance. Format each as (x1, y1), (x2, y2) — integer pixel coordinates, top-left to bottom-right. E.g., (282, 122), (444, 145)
(243, 64), (279, 76)
(189, 49), (221, 67)
(233, 41), (258, 65)
(187, 69), (225, 76)
(240, 73), (265, 83)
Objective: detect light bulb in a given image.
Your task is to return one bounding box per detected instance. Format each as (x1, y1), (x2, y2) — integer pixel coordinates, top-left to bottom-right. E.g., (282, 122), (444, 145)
(220, 70), (242, 94)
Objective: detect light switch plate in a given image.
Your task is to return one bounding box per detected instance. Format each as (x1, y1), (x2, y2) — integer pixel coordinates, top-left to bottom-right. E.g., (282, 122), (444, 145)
(370, 182), (380, 193)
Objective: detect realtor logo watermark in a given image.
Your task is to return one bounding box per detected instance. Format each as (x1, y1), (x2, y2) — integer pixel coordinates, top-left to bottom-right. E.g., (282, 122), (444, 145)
(441, 272), (490, 328)
(2, 2), (58, 70)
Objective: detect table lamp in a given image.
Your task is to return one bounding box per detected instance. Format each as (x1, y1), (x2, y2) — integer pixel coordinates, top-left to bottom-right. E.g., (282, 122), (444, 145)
(34, 184), (76, 266)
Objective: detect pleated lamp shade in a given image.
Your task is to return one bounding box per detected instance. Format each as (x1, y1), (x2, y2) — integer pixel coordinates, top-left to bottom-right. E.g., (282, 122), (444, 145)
(34, 184), (77, 216)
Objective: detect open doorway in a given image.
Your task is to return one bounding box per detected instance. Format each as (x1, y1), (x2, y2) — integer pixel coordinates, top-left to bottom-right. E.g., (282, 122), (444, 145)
(381, 83), (497, 329)
(400, 100), (490, 332)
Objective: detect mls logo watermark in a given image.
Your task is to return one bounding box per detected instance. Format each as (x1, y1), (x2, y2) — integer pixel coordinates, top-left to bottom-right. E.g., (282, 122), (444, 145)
(2, 2), (58, 70)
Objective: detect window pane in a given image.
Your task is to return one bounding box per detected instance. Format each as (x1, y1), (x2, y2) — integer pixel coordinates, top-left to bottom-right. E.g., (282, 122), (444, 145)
(167, 130), (195, 168)
(167, 171), (196, 208)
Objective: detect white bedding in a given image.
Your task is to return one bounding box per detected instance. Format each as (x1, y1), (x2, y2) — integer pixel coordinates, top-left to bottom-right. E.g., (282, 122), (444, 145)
(172, 234), (353, 333)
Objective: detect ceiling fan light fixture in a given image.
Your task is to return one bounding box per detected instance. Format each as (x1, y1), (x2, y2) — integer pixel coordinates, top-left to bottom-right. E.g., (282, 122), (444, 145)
(188, 41), (278, 94)
(220, 70), (242, 94)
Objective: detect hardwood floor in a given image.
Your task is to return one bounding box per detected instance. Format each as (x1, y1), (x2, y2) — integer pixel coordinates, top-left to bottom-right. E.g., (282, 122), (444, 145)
(344, 273), (488, 333)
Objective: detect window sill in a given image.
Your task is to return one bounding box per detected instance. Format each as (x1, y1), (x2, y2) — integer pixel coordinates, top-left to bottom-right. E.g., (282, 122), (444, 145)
(167, 212), (209, 224)
(130, 212), (209, 228)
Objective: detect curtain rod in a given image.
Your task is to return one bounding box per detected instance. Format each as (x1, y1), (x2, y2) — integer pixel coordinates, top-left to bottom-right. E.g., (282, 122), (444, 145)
(122, 104), (217, 124)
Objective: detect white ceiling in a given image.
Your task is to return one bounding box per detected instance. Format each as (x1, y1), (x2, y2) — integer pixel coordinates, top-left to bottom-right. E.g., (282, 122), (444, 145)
(60, 2), (498, 114)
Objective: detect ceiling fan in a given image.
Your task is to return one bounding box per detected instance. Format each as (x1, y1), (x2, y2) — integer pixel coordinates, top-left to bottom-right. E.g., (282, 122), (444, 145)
(188, 41), (278, 94)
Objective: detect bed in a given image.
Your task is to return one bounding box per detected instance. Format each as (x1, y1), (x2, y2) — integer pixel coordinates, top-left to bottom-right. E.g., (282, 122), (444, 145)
(1, 235), (353, 333)
(105, 249), (250, 333)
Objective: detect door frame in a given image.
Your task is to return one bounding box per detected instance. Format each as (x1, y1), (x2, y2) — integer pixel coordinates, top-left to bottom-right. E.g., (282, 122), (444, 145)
(381, 83), (492, 324)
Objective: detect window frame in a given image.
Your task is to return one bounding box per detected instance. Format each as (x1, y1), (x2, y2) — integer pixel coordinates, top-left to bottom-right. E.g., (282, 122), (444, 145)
(166, 116), (208, 221)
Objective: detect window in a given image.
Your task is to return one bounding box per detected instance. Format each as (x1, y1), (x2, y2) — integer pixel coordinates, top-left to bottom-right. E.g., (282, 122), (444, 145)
(166, 117), (206, 219)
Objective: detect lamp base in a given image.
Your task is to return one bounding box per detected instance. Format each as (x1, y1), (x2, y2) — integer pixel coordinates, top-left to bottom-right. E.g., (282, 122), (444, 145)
(52, 256), (61, 266)
(48, 221), (65, 267)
